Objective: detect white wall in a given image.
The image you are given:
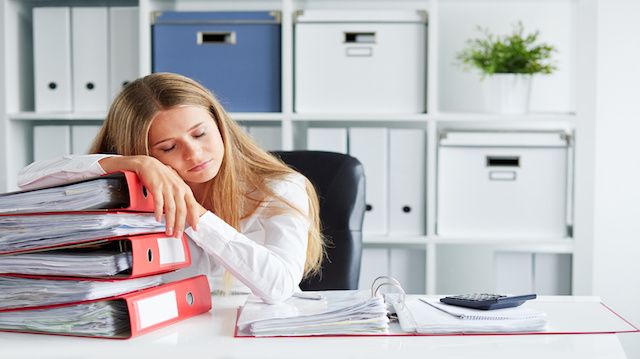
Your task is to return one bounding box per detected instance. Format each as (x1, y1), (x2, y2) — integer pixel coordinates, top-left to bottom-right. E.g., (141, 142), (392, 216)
(593, 0), (640, 356)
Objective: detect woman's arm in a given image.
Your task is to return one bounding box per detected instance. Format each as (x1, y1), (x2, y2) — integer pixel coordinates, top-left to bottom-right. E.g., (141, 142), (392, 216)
(17, 154), (115, 190)
(100, 156), (205, 238)
(185, 174), (310, 304)
(18, 155), (203, 238)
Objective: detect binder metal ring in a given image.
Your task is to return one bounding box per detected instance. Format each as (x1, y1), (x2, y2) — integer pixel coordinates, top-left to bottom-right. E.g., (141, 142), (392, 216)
(371, 276), (406, 310)
(371, 275), (402, 297)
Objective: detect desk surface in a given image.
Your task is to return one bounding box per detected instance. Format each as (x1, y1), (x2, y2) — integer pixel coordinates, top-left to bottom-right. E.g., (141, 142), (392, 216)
(0, 295), (632, 359)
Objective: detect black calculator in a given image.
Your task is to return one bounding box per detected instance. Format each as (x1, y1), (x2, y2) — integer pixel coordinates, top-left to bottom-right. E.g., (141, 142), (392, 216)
(440, 293), (537, 310)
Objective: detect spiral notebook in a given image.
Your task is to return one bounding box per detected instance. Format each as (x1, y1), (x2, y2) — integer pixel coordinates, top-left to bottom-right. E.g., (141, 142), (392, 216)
(420, 299), (545, 320)
(235, 276), (640, 338)
(392, 296), (547, 334)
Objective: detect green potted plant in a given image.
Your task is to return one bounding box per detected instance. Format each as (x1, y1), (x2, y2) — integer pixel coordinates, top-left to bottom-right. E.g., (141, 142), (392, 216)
(456, 22), (556, 114)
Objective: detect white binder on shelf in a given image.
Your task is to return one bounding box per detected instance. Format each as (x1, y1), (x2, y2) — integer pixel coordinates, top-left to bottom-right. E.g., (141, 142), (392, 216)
(71, 7), (109, 112)
(306, 128), (348, 154)
(33, 126), (71, 162)
(109, 6), (139, 100)
(71, 125), (101, 154)
(349, 127), (388, 234)
(389, 129), (425, 235)
(247, 126), (282, 151)
(33, 7), (72, 112)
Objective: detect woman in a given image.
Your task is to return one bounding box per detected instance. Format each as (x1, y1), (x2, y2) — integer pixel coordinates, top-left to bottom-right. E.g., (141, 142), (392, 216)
(18, 73), (324, 303)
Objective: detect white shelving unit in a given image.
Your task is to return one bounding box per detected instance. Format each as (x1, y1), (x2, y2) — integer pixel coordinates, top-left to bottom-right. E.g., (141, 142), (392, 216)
(0, 0), (592, 295)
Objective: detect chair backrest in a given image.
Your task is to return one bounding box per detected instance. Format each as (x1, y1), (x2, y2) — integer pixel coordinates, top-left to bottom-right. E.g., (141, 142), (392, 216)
(272, 151), (366, 290)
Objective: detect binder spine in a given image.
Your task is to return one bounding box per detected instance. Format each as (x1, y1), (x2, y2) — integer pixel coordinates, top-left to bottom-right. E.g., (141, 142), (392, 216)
(129, 233), (191, 278)
(122, 171), (155, 212)
(126, 275), (211, 338)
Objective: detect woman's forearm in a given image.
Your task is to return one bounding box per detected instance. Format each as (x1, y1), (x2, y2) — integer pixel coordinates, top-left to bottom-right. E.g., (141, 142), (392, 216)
(98, 155), (147, 174)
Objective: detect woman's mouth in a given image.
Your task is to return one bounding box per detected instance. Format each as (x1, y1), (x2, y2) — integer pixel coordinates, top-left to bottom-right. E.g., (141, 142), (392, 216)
(189, 160), (211, 172)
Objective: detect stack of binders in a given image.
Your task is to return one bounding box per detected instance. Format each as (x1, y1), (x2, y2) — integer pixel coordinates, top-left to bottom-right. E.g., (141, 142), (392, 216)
(0, 171), (211, 339)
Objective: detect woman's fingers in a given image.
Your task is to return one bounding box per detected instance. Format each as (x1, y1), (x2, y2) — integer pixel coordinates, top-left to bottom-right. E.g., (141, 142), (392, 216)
(173, 188), (187, 239)
(186, 195), (203, 231)
(163, 192), (176, 237)
(153, 187), (164, 223)
(136, 158), (203, 237)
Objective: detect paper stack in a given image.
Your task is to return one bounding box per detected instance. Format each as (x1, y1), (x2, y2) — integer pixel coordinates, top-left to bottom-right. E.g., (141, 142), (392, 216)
(0, 171), (212, 338)
(237, 290), (389, 337)
(0, 172), (132, 213)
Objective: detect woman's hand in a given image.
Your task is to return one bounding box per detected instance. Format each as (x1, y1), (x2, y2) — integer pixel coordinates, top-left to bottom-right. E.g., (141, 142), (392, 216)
(99, 156), (206, 238)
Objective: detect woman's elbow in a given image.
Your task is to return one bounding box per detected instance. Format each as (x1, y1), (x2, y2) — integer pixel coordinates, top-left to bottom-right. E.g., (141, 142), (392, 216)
(256, 270), (300, 304)
(258, 287), (294, 304)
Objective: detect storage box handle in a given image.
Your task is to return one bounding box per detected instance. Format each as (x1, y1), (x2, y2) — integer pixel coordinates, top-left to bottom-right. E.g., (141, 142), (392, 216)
(345, 47), (373, 57)
(489, 171), (517, 181)
(344, 32), (376, 44)
(486, 156), (520, 167)
(197, 31), (236, 45)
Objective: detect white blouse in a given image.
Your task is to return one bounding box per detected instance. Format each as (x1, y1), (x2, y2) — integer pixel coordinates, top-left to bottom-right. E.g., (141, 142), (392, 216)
(17, 155), (310, 304)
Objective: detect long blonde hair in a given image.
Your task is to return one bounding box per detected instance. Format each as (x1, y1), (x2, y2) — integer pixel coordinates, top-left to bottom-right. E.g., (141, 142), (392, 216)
(90, 72), (325, 278)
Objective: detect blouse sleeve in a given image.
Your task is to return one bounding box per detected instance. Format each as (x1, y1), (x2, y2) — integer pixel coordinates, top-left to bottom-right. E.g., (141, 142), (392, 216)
(184, 174), (310, 304)
(17, 154), (116, 190)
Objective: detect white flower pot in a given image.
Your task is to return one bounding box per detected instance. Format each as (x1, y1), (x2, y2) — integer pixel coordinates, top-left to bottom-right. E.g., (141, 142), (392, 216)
(481, 73), (532, 114)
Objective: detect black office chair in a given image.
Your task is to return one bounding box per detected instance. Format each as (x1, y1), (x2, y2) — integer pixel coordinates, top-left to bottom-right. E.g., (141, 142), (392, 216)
(272, 151), (366, 290)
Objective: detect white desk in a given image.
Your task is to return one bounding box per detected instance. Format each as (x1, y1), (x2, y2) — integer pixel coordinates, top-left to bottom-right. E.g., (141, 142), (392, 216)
(0, 296), (633, 359)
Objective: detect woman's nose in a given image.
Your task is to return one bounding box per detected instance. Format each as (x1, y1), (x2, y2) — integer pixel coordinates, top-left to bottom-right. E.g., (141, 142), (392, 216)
(183, 141), (202, 160)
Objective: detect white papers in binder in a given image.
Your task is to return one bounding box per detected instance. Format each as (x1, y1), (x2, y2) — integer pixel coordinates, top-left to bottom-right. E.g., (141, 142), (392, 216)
(237, 290), (389, 336)
(0, 274), (161, 310)
(0, 175), (130, 214)
(0, 301), (130, 337)
(0, 213), (165, 253)
(0, 251), (132, 277)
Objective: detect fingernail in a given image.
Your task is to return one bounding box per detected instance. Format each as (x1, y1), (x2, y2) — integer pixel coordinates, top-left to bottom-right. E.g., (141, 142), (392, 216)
(175, 230), (182, 239)
(166, 227), (173, 236)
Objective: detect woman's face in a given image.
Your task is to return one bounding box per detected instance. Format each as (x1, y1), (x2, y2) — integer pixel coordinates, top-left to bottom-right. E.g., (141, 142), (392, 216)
(148, 105), (225, 186)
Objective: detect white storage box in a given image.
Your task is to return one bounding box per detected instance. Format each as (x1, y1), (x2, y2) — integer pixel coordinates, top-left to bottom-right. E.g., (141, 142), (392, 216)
(437, 131), (571, 237)
(294, 10), (427, 113)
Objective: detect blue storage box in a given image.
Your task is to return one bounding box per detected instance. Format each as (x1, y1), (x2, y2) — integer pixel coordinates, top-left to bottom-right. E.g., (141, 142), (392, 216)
(152, 11), (281, 112)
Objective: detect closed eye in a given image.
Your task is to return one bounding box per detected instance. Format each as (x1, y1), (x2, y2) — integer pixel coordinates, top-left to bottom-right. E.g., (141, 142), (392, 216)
(194, 130), (206, 138)
(161, 145), (176, 153)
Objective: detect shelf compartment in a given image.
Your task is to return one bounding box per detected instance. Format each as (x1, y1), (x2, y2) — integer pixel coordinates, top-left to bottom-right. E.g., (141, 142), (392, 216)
(9, 112), (106, 121)
(432, 112), (577, 122)
(10, 111), (284, 122)
(291, 113), (429, 122)
(364, 234), (573, 253)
